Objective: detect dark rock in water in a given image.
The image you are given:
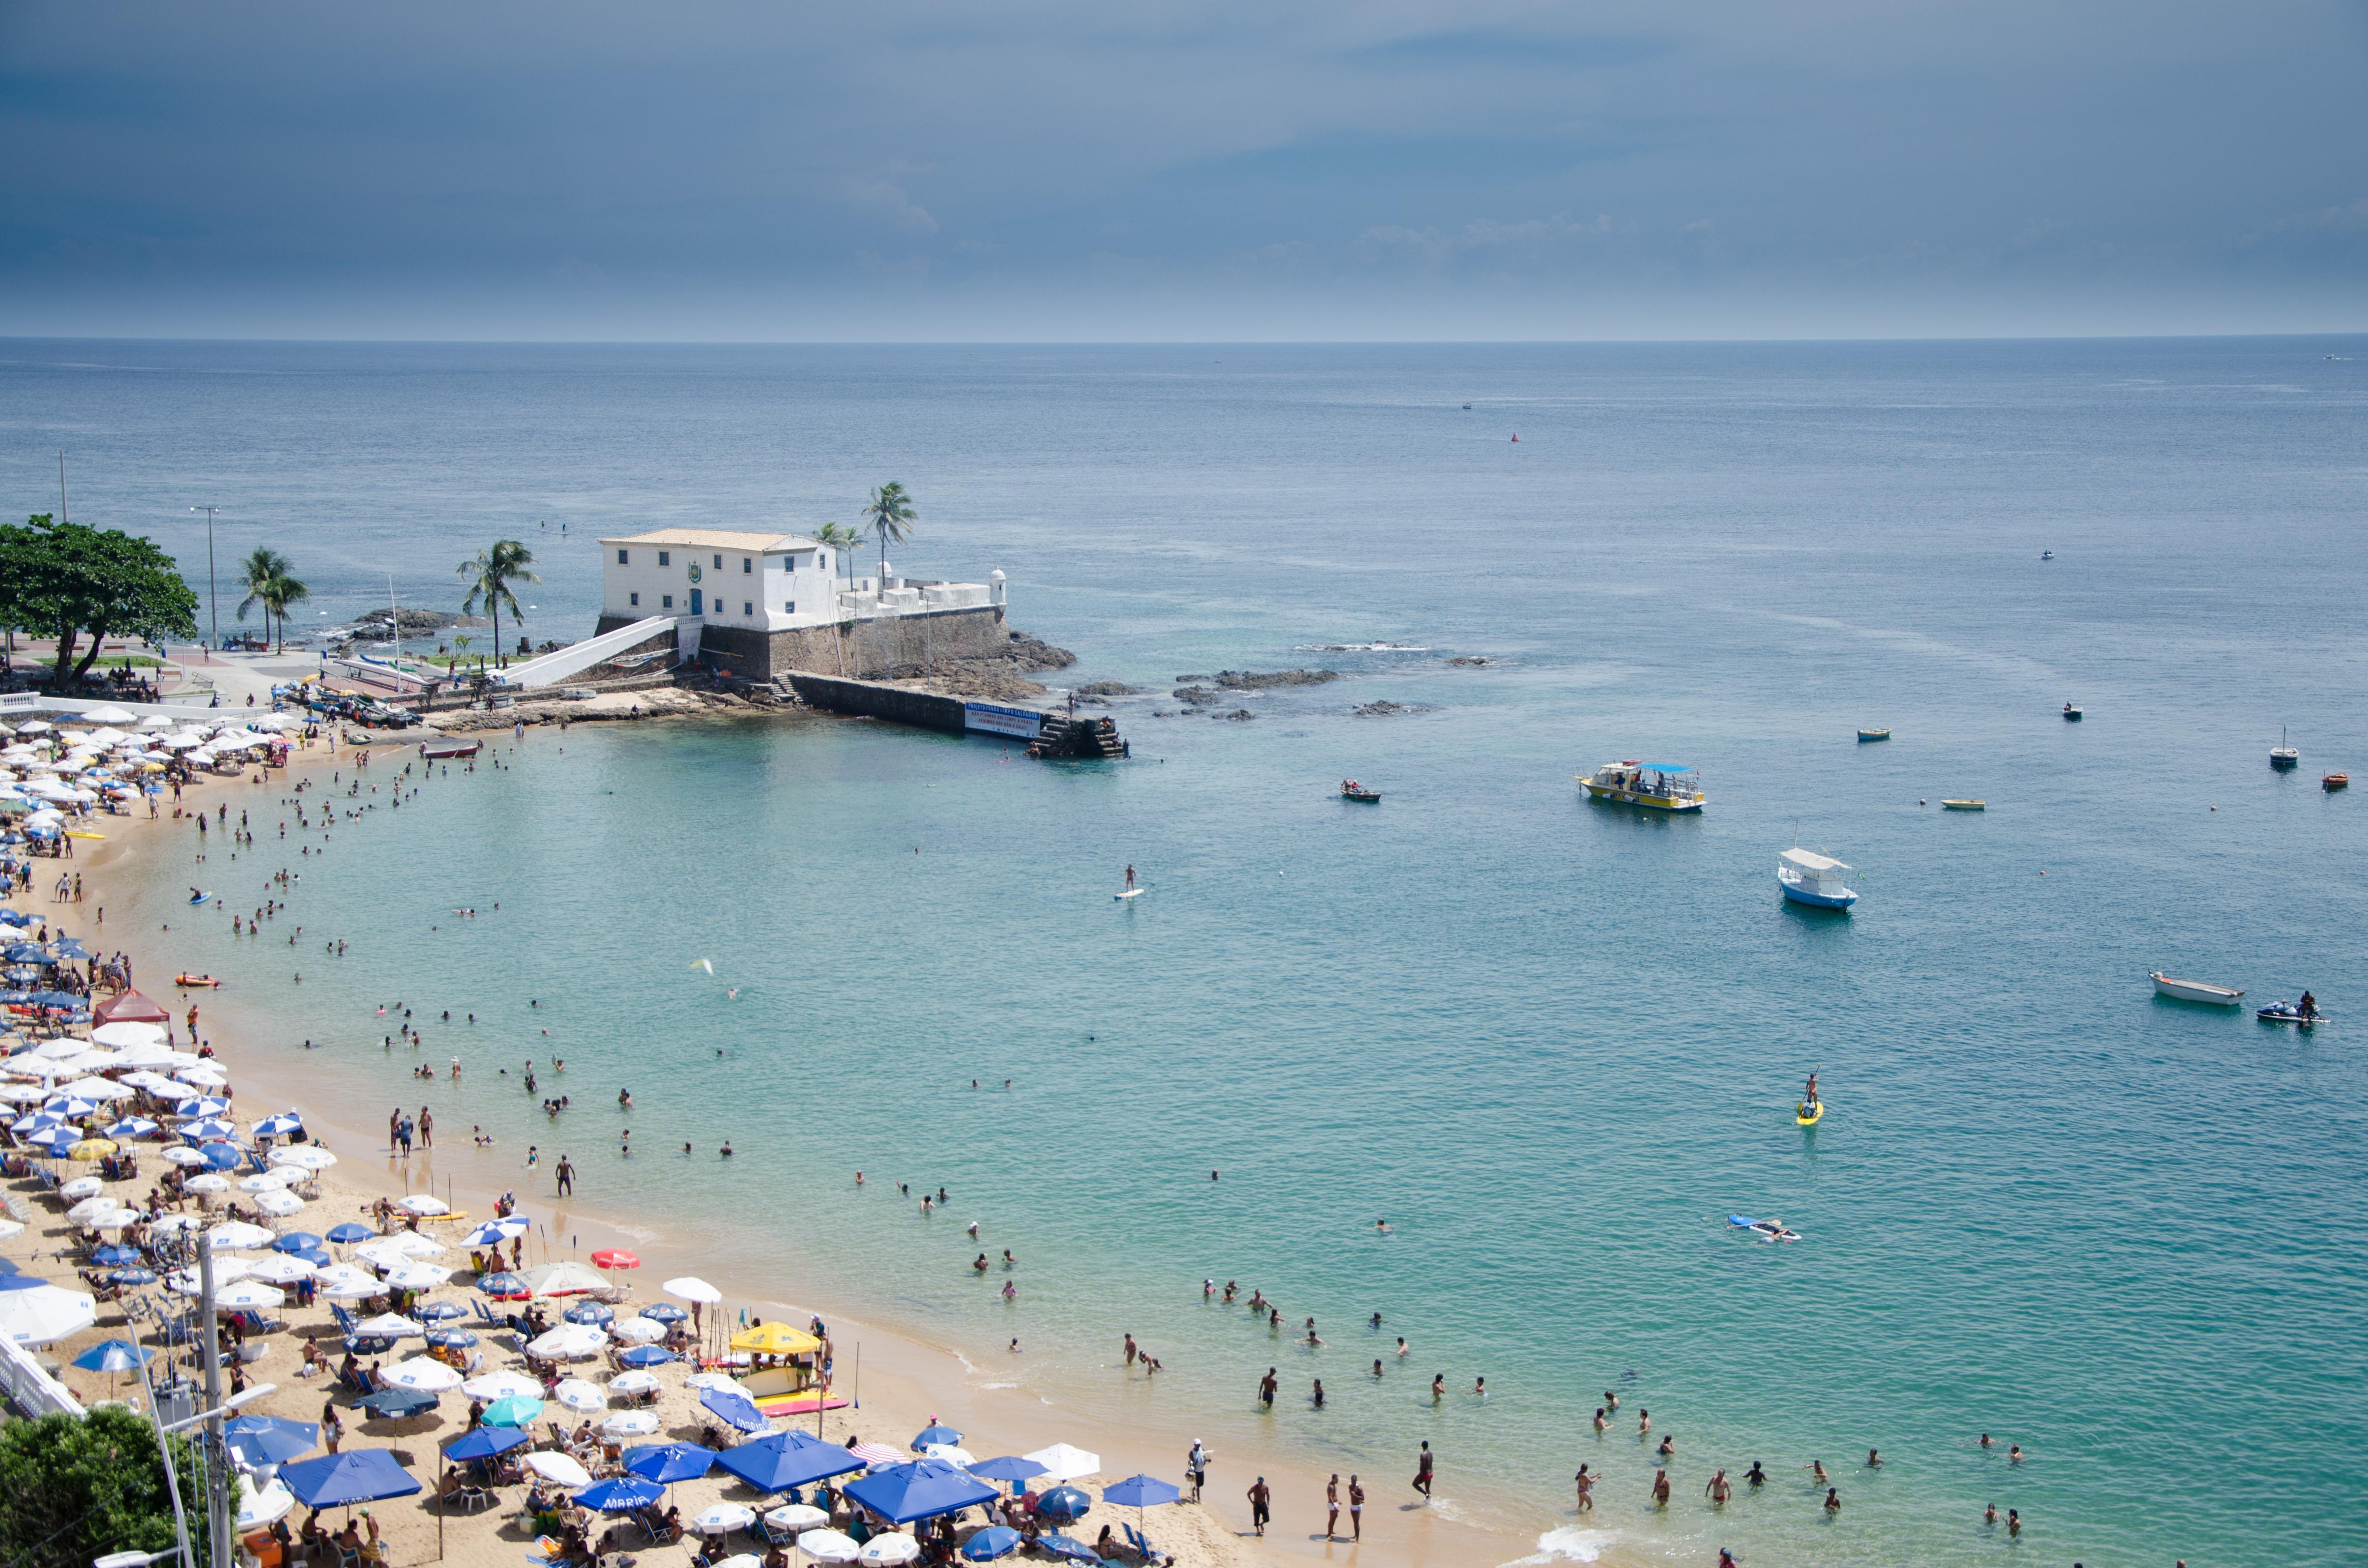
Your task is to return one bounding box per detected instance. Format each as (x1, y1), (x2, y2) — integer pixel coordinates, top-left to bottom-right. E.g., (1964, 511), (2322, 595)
(1075, 681), (1138, 697)
(1354, 700), (1435, 717)
(1217, 708), (1256, 721)
(1172, 686), (1218, 705)
(354, 607), (462, 633)
(1447, 656), (1494, 667)
(1215, 668), (1340, 689)
(1173, 673), (1214, 683)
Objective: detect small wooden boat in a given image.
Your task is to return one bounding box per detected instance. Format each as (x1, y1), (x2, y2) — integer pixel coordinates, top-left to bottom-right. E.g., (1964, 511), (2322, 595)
(419, 738), (482, 760)
(1340, 780), (1381, 803)
(2063, 703), (2083, 721)
(2150, 972), (2243, 1006)
(173, 974), (222, 989)
(1941, 799), (1986, 811)
(2324, 773), (2349, 792)
(1857, 728), (1891, 742)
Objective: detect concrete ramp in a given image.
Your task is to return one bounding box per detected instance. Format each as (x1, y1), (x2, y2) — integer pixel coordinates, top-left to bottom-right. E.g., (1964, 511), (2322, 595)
(497, 616), (687, 688)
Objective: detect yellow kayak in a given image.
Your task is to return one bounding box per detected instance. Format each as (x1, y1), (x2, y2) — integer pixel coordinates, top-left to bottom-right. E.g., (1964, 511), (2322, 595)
(1796, 1100), (1824, 1127)
(66, 829), (107, 840)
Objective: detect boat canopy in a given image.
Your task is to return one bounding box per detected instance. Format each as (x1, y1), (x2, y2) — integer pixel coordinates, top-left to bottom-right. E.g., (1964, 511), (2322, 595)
(1781, 847), (1850, 873)
(1637, 763), (1694, 773)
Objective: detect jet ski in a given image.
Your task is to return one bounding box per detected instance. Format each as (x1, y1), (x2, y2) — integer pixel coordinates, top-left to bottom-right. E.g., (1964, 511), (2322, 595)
(2256, 1002), (2323, 1027)
(1727, 1215), (1803, 1243)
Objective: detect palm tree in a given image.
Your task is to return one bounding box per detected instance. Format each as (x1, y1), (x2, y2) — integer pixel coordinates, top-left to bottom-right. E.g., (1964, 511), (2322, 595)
(862, 483), (918, 580)
(813, 523), (860, 592)
(457, 540), (540, 669)
(235, 547), (292, 649)
(261, 570), (309, 653)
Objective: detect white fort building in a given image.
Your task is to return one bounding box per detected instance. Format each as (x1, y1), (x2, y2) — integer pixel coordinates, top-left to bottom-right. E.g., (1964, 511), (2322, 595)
(591, 527), (1010, 683)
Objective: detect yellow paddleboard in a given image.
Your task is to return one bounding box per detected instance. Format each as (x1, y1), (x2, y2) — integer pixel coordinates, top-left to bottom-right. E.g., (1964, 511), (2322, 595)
(1796, 1100), (1824, 1127)
(67, 829), (107, 840)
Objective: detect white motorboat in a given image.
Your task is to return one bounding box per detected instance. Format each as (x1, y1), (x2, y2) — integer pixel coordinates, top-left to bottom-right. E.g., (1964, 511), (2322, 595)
(1778, 847), (1858, 909)
(2150, 972), (2244, 1006)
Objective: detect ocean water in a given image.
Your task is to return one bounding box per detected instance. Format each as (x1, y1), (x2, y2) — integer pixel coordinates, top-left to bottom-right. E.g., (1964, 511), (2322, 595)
(8, 338), (2368, 1567)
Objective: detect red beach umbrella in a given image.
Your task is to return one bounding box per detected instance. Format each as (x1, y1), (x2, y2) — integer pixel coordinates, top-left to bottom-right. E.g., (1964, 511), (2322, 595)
(592, 1249), (641, 1270)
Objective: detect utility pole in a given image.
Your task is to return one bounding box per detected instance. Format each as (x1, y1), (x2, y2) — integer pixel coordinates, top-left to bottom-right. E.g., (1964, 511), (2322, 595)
(58, 451), (67, 523)
(196, 1238), (231, 1568)
(188, 507), (222, 651)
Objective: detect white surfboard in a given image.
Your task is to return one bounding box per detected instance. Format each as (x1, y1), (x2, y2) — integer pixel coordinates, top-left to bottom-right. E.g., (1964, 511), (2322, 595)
(1114, 888), (1145, 900)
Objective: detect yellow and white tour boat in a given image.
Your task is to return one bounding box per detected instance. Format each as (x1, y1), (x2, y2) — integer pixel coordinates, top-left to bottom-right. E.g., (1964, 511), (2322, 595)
(1580, 760), (1706, 812)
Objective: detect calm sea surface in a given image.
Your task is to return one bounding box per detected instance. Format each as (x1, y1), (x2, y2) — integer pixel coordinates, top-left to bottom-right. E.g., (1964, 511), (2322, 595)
(7, 339), (2368, 1567)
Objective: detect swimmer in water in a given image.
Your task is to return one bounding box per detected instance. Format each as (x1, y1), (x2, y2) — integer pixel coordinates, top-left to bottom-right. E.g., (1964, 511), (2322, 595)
(1395, 1336), (1408, 1357)
(1574, 1465), (1594, 1511)
(1592, 1407), (1607, 1435)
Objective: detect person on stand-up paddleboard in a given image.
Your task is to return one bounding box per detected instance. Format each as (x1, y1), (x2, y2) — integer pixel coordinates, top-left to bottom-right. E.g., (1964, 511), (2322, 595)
(1125, 865), (1137, 891)
(1803, 1073), (1820, 1106)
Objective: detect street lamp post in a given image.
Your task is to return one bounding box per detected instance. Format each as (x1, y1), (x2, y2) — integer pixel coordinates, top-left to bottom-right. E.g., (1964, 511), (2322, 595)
(187, 507), (222, 652)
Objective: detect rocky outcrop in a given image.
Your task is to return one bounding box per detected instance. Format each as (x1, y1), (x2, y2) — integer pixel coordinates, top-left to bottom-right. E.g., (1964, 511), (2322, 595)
(1214, 668), (1339, 689)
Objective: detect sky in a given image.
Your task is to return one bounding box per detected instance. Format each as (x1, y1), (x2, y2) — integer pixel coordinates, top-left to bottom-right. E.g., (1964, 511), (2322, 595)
(3, 0), (2366, 340)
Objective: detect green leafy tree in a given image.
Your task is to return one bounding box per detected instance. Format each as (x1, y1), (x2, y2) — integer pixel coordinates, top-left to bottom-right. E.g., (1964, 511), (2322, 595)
(457, 540), (539, 669)
(813, 523), (861, 591)
(862, 483), (917, 579)
(0, 1405), (203, 1568)
(0, 515), (200, 689)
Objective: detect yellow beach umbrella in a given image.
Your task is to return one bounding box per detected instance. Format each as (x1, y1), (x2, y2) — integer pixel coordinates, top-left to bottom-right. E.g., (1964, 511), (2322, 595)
(69, 1138), (119, 1160)
(729, 1321), (822, 1356)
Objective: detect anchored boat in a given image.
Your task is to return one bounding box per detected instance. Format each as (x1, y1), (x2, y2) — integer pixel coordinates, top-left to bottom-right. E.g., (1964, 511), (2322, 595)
(1941, 798), (1986, 811)
(419, 738), (482, 760)
(1778, 847), (1858, 910)
(2272, 727), (2299, 770)
(1580, 761), (1705, 812)
(1340, 779), (1380, 803)
(2324, 773), (2349, 792)
(1857, 727), (1891, 742)
(2063, 702), (2083, 722)
(2149, 972), (2244, 1006)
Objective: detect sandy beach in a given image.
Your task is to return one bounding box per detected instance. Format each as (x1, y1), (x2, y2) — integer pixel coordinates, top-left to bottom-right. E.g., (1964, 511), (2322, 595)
(6, 718), (1557, 1568)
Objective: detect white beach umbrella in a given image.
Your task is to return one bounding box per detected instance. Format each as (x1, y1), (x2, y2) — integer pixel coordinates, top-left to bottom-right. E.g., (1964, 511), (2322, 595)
(0, 1084), (49, 1104)
(526, 1323), (605, 1360)
(52, 1076), (130, 1101)
(353, 1240), (414, 1271)
(858, 1535), (921, 1566)
(606, 1316), (666, 1345)
(269, 1146), (337, 1171)
(160, 1146), (207, 1167)
(140, 715), (174, 731)
(1022, 1443), (1102, 1482)
(235, 1478), (296, 1531)
(462, 1370), (545, 1401)
(522, 1260), (606, 1297)
(605, 1370), (662, 1398)
(65, 1195), (121, 1222)
(602, 1410), (661, 1438)
(167, 1261), (254, 1294)
(353, 1312), (424, 1338)
(693, 1504), (756, 1537)
(384, 1262), (450, 1291)
(147, 1213), (204, 1235)
(764, 1505), (827, 1534)
(0, 1283), (97, 1345)
(0, 1219), (22, 1242)
(58, 1176), (104, 1201)
(179, 1066), (230, 1087)
(182, 1174), (232, 1194)
(681, 1371), (739, 1392)
(394, 1193), (448, 1216)
(551, 1378), (606, 1414)
(244, 1254), (317, 1285)
(117, 1070), (176, 1091)
(214, 1280), (286, 1311)
(384, 1357), (463, 1392)
(389, 1232), (445, 1257)
(662, 1276), (722, 1304)
(208, 1220), (276, 1250)
(253, 1190), (306, 1219)
(523, 1451), (592, 1488)
(238, 1170), (298, 1192)
(313, 1265), (383, 1299)
(797, 1531), (862, 1564)
(918, 1444), (975, 1467)
(146, 1081), (202, 1103)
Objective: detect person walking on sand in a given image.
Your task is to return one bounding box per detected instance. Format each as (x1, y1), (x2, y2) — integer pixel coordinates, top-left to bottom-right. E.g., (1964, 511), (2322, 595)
(1247, 1477), (1270, 1538)
(1413, 1440), (1434, 1500)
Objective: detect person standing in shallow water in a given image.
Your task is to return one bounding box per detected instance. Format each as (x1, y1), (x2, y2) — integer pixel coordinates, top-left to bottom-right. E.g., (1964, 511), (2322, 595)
(1412, 1441), (1434, 1500)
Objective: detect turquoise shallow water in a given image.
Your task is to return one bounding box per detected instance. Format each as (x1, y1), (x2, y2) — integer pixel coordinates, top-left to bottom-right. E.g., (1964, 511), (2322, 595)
(10, 338), (2368, 1567)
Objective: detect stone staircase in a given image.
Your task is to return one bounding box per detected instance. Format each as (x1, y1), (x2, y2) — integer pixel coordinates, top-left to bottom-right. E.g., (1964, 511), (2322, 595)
(1033, 713), (1127, 759)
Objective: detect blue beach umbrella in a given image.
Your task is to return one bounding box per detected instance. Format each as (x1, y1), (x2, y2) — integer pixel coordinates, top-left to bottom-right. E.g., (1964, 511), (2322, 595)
(0, 1273), (51, 1291)
(326, 1222), (374, 1244)
(254, 1113), (304, 1136)
(623, 1442), (717, 1485)
(50, 937), (88, 959)
(416, 1300), (466, 1322)
(961, 1526), (1022, 1562)
(562, 1302), (613, 1325)
(198, 1142), (243, 1169)
(1033, 1486), (1090, 1525)
(912, 1424), (963, 1450)
(357, 1387), (440, 1419)
(1100, 1476), (1180, 1509)
(279, 1449), (422, 1509)
(273, 1232), (324, 1253)
(23, 1126), (77, 1153)
(179, 1118), (233, 1140)
(105, 1117), (159, 1139)
(965, 1458), (1046, 1485)
(843, 1460), (999, 1525)
(462, 1220), (526, 1246)
(11, 1112), (65, 1135)
(641, 1304), (688, 1324)
(714, 1431), (862, 1494)
(700, 1385), (768, 1435)
(574, 1477), (664, 1513)
(0, 1257), (17, 1274)
(291, 1247), (333, 1267)
(615, 1345), (673, 1368)
(106, 1266), (158, 1286)
(441, 1426), (529, 1464)
(89, 1243), (141, 1265)
(183, 1098), (233, 1119)
(480, 1396), (544, 1428)
(225, 1415), (321, 1466)
(424, 1328), (479, 1349)
(1031, 1536), (1097, 1563)
(475, 1272), (527, 1296)
(44, 1097), (102, 1120)
(72, 1338), (153, 1373)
